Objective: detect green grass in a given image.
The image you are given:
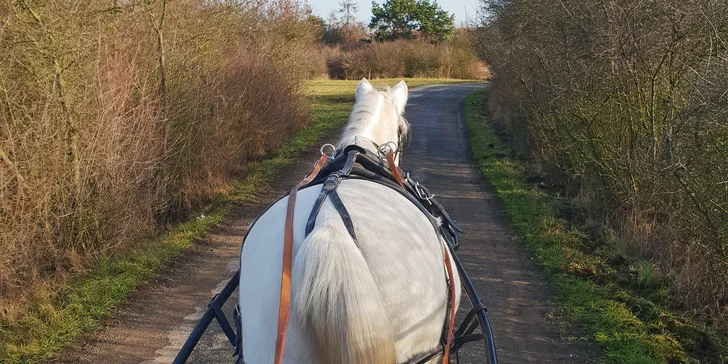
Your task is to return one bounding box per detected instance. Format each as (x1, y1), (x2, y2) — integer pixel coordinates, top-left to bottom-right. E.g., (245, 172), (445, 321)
(0, 78), (472, 364)
(463, 89), (728, 363)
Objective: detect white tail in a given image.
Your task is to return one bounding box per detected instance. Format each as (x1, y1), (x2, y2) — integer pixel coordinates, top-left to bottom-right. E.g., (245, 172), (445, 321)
(292, 226), (396, 364)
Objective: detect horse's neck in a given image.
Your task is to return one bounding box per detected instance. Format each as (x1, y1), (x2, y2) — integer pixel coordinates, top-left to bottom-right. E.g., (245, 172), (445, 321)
(338, 91), (399, 156)
(337, 114), (383, 153)
(337, 133), (379, 154)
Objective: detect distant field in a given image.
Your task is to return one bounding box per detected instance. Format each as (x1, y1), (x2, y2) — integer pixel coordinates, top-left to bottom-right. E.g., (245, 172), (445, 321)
(307, 78), (473, 97)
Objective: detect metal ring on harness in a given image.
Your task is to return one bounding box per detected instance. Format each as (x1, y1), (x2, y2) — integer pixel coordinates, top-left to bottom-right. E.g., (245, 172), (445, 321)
(314, 144), (337, 168)
(378, 141), (397, 157)
(320, 143), (337, 157)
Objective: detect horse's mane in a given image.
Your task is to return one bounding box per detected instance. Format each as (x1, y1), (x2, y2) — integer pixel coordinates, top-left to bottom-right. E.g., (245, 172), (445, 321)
(337, 87), (399, 151)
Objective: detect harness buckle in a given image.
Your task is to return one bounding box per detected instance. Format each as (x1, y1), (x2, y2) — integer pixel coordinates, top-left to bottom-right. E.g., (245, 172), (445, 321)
(414, 182), (435, 205)
(323, 173), (341, 191)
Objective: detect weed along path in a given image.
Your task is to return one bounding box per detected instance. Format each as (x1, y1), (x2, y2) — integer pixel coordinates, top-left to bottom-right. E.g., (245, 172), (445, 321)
(55, 83), (585, 364)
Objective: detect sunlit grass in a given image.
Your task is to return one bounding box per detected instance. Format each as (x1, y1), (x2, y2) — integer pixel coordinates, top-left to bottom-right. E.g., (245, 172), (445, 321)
(306, 78), (473, 97)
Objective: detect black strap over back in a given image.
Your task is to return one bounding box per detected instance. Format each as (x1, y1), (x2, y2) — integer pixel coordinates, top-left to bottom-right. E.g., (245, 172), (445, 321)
(302, 146), (462, 246)
(328, 189), (357, 243)
(187, 146), (497, 364)
(300, 146), (467, 364)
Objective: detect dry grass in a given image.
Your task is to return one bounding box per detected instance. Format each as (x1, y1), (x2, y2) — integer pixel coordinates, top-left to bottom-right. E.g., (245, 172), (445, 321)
(0, 0), (323, 324)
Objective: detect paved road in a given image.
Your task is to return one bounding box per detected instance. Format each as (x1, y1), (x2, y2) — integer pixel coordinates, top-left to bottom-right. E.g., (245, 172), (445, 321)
(55, 83), (587, 363)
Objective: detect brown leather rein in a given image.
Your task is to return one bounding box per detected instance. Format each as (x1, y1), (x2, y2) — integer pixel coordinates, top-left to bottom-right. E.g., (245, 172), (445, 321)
(274, 153), (329, 364)
(274, 149), (456, 364)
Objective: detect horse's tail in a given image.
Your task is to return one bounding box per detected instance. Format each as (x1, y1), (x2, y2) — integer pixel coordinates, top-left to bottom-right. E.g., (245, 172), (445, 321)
(292, 226), (396, 364)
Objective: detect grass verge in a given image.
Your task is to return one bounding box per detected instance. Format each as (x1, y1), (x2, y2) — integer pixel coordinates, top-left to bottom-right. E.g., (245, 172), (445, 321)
(0, 78), (474, 363)
(463, 89), (728, 364)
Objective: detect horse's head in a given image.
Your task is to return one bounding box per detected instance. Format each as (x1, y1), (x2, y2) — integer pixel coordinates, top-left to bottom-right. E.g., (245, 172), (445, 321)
(339, 79), (410, 165)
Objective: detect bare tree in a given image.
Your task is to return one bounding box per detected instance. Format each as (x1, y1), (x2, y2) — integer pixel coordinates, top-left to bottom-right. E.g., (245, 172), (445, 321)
(339, 0), (358, 29)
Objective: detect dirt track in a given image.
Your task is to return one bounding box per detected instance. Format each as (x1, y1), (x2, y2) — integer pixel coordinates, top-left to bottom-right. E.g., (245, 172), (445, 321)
(55, 83), (588, 363)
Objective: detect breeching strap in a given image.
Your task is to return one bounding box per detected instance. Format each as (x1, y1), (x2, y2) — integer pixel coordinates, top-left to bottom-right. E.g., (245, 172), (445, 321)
(274, 153), (329, 364)
(387, 147), (456, 364)
(442, 246), (457, 364)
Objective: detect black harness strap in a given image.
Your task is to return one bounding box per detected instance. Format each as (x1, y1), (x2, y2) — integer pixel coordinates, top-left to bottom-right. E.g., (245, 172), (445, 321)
(341, 150), (360, 175)
(233, 304), (243, 357)
(329, 188), (358, 244)
(304, 175), (358, 246)
(455, 302), (488, 339)
(305, 151), (359, 237)
(402, 346), (444, 364)
(305, 176), (337, 236)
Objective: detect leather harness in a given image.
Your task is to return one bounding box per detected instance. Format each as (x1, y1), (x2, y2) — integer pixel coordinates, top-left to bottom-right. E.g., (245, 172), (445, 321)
(272, 143), (464, 364)
(274, 152), (330, 364)
(176, 124), (495, 364)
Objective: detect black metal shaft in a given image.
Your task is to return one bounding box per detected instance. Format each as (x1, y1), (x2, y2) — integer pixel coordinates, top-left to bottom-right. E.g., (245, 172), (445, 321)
(449, 245), (499, 364)
(173, 270), (240, 364)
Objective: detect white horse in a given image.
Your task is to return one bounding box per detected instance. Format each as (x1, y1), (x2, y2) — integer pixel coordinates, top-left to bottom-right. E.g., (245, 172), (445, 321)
(239, 79), (461, 364)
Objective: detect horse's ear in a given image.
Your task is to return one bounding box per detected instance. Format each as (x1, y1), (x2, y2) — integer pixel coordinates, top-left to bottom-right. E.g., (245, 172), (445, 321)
(391, 80), (408, 115)
(356, 78), (373, 100)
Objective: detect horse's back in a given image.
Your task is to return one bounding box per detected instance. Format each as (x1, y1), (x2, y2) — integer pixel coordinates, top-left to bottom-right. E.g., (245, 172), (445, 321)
(239, 180), (456, 363)
(332, 180), (455, 361)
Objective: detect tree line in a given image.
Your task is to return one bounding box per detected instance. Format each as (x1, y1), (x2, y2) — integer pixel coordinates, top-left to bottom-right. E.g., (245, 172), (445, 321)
(315, 0), (486, 80)
(317, 0), (455, 46)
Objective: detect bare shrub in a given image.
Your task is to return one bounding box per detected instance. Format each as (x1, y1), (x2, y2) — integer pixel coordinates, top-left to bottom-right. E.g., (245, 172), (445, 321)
(477, 0), (728, 324)
(0, 0), (324, 321)
(324, 30), (488, 79)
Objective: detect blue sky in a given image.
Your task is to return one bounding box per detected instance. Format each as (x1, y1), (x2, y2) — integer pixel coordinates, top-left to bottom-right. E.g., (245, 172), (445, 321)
(308, 0), (481, 27)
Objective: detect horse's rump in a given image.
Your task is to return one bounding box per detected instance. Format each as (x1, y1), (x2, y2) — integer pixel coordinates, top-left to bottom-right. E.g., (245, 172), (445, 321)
(240, 180), (454, 363)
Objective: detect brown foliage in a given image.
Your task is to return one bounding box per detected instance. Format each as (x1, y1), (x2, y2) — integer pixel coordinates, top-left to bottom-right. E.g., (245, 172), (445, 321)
(0, 0), (324, 317)
(477, 0), (728, 324)
(324, 30), (488, 80)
